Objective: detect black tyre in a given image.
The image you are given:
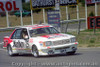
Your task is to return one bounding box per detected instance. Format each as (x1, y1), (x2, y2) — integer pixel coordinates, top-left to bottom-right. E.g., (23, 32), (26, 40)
(7, 45), (14, 56)
(67, 51), (76, 55)
(32, 46), (39, 58)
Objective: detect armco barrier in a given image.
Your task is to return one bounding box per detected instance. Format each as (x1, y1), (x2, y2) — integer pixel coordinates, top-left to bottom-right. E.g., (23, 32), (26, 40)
(0, 18), (86, 33)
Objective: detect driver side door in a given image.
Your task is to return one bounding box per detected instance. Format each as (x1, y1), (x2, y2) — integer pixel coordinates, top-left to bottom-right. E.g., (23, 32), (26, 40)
(11, 29), (30, 53)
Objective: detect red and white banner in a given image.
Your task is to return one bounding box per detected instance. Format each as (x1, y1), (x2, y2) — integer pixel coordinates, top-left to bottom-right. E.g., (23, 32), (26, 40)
(0, 0), (22, 12)
(86, 0), (100, 4)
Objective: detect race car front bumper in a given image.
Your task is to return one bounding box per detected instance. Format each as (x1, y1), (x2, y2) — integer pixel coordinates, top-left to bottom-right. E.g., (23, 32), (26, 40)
(38, 42), (78, 56)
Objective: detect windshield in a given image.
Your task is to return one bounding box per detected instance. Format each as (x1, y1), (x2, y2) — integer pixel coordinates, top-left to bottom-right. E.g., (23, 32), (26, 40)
(29, 27), (60, 37)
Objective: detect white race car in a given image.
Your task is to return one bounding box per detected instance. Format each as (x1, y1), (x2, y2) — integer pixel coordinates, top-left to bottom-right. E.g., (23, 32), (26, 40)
(3, 24), (78, 57)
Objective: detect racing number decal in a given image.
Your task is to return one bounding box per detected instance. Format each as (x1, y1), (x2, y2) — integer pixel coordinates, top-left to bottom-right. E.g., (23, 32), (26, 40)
(13, 41), (24, 48)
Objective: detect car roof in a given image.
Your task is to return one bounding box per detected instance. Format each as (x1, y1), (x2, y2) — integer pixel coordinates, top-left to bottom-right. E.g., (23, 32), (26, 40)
(18, 24), (53, 30)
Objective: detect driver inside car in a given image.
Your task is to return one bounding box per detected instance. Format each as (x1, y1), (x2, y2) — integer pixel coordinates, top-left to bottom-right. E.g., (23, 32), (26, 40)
(22, 29), (28, 39)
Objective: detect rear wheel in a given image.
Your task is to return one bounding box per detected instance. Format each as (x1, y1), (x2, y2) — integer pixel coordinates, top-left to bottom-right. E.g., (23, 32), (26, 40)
(32, 46), (39, 58)
(7, 45), (14, 56)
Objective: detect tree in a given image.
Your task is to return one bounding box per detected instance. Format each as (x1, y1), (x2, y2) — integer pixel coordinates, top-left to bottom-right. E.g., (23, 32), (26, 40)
(22, 2), (30, 11)
(89, 11), (94, 17)
(22, 2), (41, 13)
(81, 0), (85, 7)
(22, 0), (25, 3)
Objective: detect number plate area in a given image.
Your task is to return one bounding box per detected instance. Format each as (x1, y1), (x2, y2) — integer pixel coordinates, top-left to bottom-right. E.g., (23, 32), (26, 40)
(55, 46), (70, 53)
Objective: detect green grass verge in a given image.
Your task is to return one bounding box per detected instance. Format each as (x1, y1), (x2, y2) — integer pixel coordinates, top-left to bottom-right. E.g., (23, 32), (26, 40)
(67, 29), (100, 47)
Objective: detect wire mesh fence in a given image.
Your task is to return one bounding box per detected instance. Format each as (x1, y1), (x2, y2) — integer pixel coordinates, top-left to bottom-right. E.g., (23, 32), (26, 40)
(0, 3), (100, 32)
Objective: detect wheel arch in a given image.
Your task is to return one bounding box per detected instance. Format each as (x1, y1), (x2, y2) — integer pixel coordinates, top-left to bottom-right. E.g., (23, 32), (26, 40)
(7, 44), (10, 50)
(31, 44), (37, 50)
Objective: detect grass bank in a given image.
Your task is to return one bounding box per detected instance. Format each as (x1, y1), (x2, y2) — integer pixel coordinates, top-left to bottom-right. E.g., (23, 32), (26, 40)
(68, 29), (100, 47)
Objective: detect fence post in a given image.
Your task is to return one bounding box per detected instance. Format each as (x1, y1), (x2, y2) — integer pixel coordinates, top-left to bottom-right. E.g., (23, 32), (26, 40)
(31, 10), (34, 25)
(43, 8), (46, 24)
(20, 10), (23, 26)
(85, 0), (88, 29)
(65, 22), (69, 33)
(66, 6), (69, 20)
(60, 22), (62, 32)
(95, 3), (98, 16)
(76, 5), (80, 34)
(78, 20), (81, 35)
(6, 11), (9, 27)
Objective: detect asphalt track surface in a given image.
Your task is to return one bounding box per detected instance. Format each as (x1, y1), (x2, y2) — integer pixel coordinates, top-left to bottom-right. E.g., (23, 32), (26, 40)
(0, 24), (100, 67)
(0, 33), (100, 67)
(0, 47), (100, 67)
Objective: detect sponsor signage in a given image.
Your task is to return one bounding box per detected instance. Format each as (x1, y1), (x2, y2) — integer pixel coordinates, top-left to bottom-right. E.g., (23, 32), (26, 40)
(31, 0), (55, 9)
(47, 10), (60, 27)
(88, 16), (100, 29)
(0, 0), (22, 12)
(60, 0), (77, 6)
(30, 0), (78, 9)
(86, 0), (100, 4)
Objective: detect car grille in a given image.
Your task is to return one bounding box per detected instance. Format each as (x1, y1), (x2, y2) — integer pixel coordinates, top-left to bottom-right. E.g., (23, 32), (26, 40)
(53, 39), (70, 45)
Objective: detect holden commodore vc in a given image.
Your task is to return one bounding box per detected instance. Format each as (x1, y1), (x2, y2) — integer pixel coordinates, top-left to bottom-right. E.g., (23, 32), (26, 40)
(3, 24), (78, 57)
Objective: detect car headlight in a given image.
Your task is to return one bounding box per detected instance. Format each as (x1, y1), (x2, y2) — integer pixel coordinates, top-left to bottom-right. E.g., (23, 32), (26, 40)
(40, 41), (52, 47)
(71, 37), (76, 43)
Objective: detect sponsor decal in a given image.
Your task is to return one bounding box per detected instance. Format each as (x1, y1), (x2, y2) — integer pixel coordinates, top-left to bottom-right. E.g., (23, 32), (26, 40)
(13, 41), (24, 48)
(29, 39), (33, 43)
(39, 41), (43, 46)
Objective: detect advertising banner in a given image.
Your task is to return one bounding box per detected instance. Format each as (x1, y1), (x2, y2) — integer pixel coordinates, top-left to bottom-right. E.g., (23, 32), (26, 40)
(60, 0), (77, 6)
(31, 0), (55, 9)
(88, 16), (100, 29)
(0, 0), (22, 12)
(47, 10), (60, 27)
(86, 0), (100, 4)
(30, 0), (78, 9)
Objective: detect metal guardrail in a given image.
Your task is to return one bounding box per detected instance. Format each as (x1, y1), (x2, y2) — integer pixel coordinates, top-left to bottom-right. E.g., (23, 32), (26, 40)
(0, 18), (86, 33)
(60, 18), (86, 34)
(61, 18), (86, 23)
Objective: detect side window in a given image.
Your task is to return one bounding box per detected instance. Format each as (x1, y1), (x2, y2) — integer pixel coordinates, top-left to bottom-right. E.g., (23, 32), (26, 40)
(11, 29), (22, 39)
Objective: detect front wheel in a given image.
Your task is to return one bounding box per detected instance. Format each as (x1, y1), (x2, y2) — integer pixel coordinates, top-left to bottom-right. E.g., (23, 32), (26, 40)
(7, 45), (14, 56)
(32, 46), (39, 58)
(67, 51), (76, 55)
